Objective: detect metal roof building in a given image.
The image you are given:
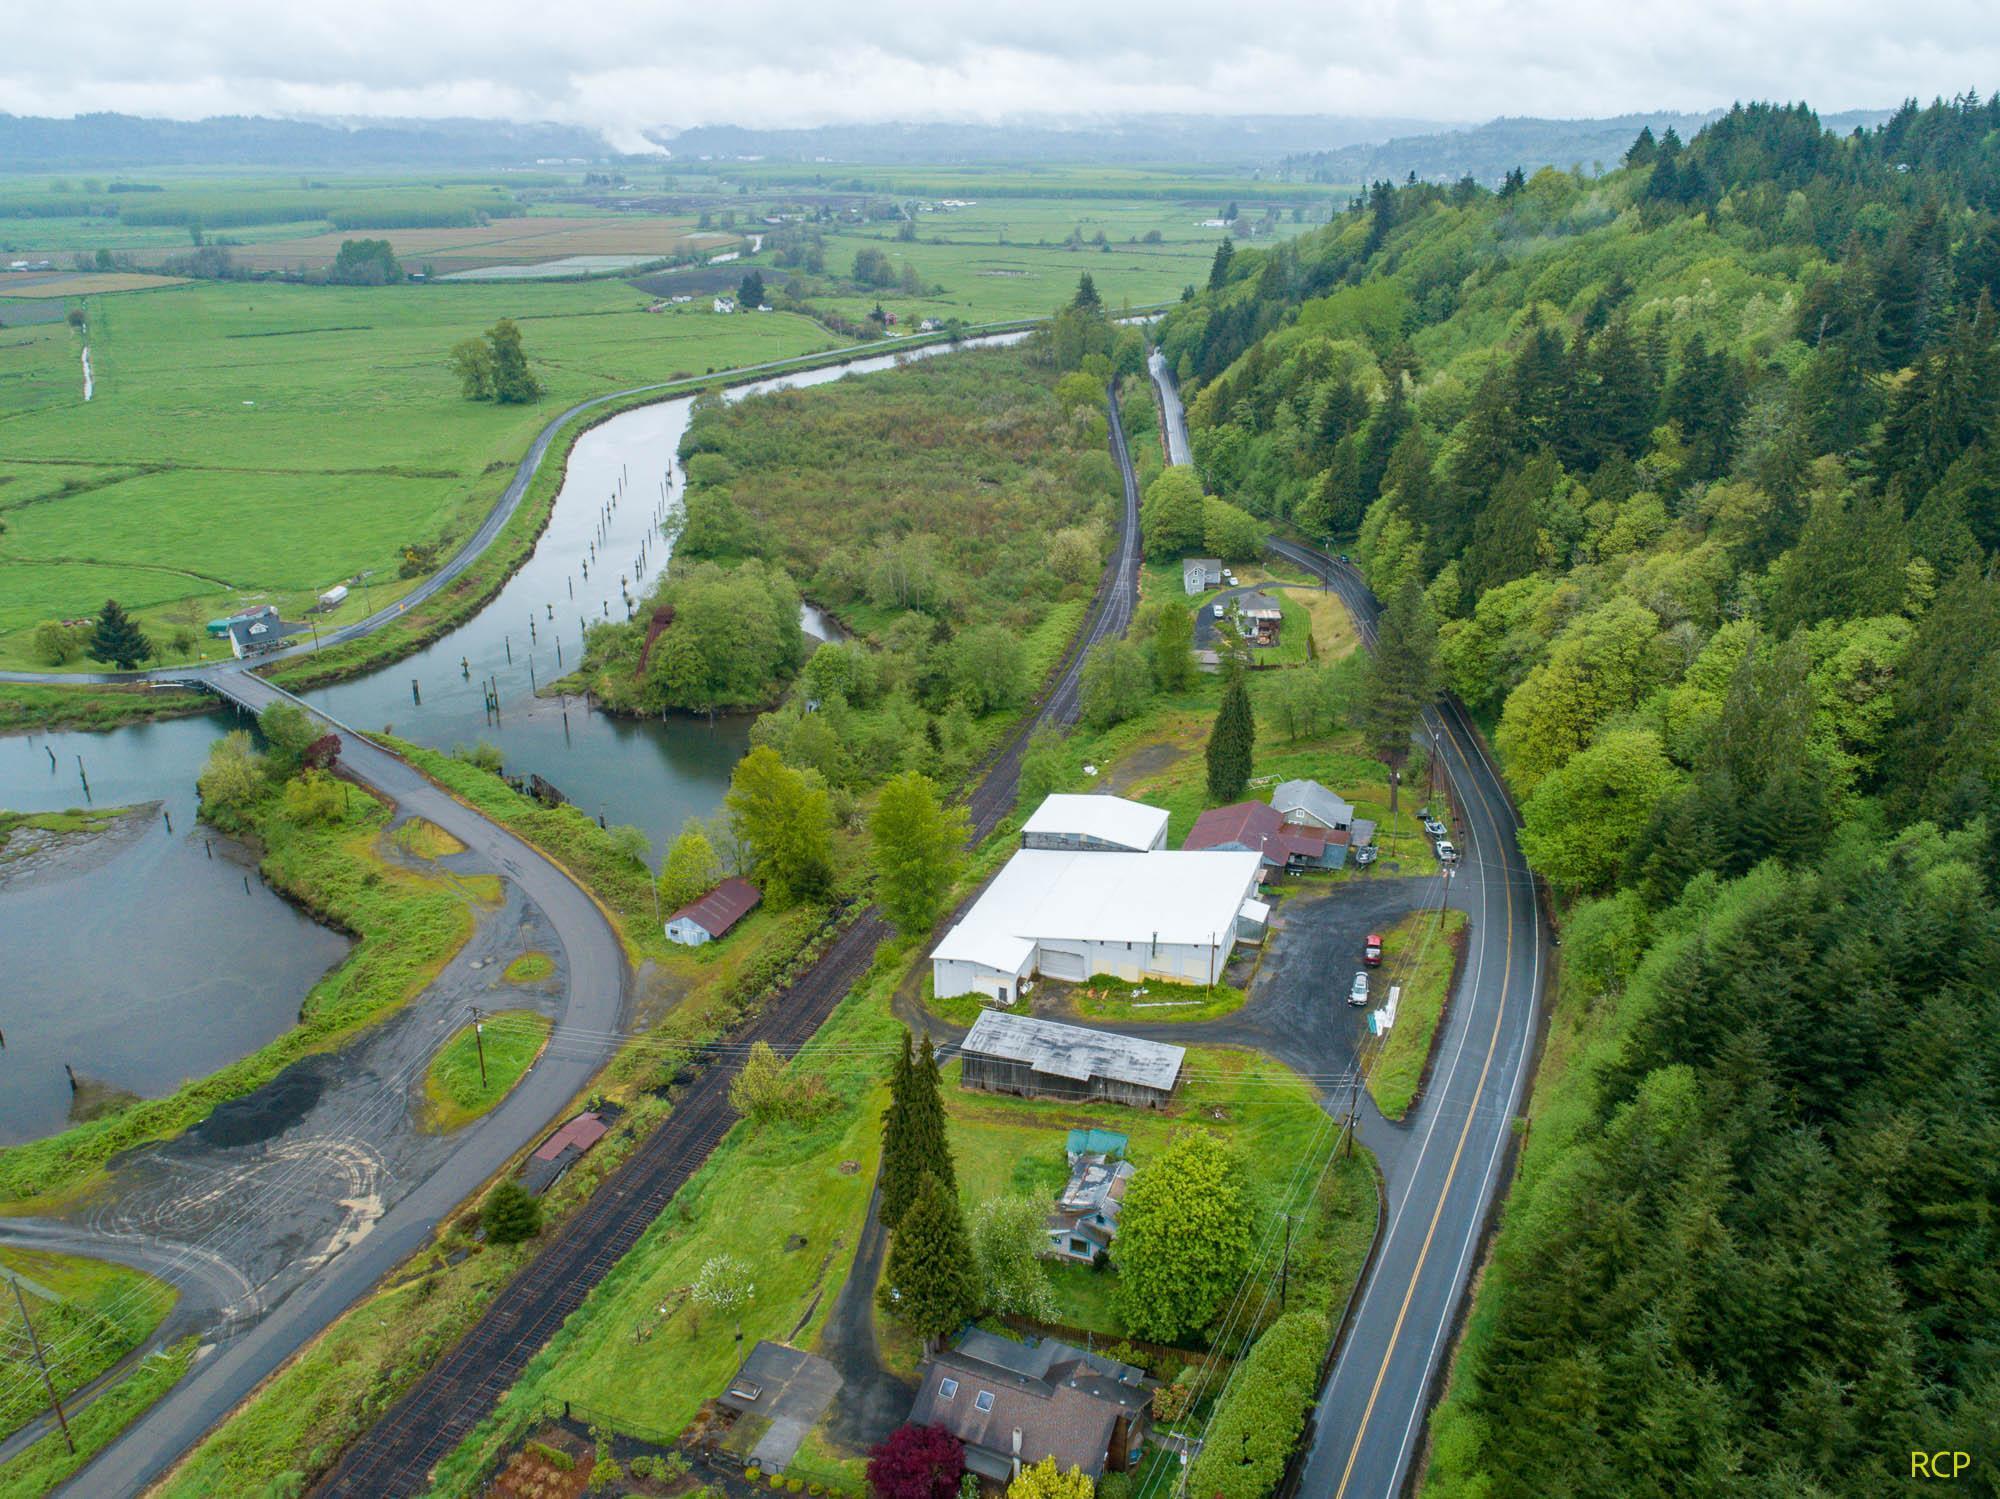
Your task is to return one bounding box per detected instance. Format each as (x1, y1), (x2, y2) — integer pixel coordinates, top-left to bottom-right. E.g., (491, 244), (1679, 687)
(1020, 793), (1170, 854)
(959, 1011), (1186, 1107)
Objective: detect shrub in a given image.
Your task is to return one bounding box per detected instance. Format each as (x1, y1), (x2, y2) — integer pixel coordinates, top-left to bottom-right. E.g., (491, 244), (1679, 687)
(481, 1180), (543, 1244)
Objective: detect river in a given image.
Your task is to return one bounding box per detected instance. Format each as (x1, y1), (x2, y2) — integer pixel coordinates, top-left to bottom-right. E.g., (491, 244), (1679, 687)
(0, 333), (1020, 1141)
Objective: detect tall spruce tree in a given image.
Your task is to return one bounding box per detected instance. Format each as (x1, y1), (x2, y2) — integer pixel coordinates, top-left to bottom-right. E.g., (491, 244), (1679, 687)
(881, 1171), (978, 1350)
(1205, 670), (1255, 803)
(1359, 577), (1437, 772)
(87, 598), (153, 669)
(879, 1032), (919, 1229)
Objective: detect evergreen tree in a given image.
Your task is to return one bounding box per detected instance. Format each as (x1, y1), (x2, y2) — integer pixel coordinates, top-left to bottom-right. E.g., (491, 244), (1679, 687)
(1359, 577), (1437, 771)
(1070, 272), (1101, 313)
(1205, 670), (1255, 803)
(882, 1171), (978, 1349)
(480, 1180), (543, 1244)
(1207, 238), (1235, 291)
(86, 598), (153, 669)
(879, 1033), (920, 1229)
(737, 269), (766, 307)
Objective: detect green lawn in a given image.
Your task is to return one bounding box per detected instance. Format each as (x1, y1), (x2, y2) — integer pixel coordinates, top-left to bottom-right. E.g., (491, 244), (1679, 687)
(1067, 973), (1249, 1024)
(423, 1010), (553, 1131)
(0, 1337), (196, 1499)
(1365, 908), (1470, 1121)
(503, 951), (555, 984)
(0, 1247), (178, 1440)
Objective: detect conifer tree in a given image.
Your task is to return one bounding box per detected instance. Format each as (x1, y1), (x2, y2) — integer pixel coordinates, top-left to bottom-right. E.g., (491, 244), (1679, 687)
(87, 598), (153, 669)
(1207, 237), (1234, 291)
(907, 1033), (954, 1196)
(879, 1031), (919, 1229)
(881, 1171), (978, 1350)
(1205, 669), (1255, 803)
(1070, 272), (1101, 313)
(481, 1180), (543, 1244)
(1359, 577), (1437, 773)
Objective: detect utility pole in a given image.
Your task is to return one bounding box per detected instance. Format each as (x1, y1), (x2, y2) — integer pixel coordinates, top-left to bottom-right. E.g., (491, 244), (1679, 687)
(11, 1277), (74, 1454)
(472, 1007), (488, 1089)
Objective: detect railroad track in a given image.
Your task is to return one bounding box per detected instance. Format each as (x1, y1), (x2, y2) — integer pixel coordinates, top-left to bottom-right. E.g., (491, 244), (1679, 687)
(313, 379), (1144, 1497)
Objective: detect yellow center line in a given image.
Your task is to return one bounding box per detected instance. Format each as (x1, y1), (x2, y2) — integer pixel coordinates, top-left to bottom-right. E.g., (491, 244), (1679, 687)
(1332, 702), (1517, 1499)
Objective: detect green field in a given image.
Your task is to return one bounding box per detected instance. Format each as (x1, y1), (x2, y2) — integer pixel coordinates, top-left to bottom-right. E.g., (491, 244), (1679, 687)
(0, 279), (841, 668)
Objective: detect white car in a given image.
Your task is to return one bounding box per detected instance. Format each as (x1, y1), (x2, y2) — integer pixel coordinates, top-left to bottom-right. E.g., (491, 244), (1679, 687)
(1436, 840), (1459, 864)
(1212, 602), (1226, 618)
(1347, 971), (1370, 1006)
(1223, 571), (1237, 585)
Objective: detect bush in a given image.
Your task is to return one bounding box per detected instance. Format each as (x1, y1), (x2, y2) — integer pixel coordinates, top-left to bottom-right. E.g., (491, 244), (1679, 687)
(481, 1180), (543, 1244)
(526, 1440), (576, 1472)
(1181, 1311), (1328, 1499)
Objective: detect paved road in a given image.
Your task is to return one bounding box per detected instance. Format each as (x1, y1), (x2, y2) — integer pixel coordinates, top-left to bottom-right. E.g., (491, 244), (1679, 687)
(1148, 349), (1191, 466)
(50, 671), (630, 1498)
(1149, 357), (1549, 1499)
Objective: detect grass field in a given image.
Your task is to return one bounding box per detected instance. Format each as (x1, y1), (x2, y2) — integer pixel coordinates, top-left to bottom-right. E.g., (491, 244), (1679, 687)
(0, 1246), (178, 1440)
(423, 1010), (553, 1131)
(0, 279), (841, 669)
(0, 1337), (197, 1499)
(1365, 907), (1470, 1121)
(0, 273), (186, 298)
(503, 951), (555, 984)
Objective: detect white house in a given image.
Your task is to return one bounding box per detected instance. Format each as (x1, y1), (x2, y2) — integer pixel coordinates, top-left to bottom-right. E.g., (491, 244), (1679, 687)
(1183, 558), (1223, 594)
(1021, 794), (1169, 853)
(932, 848), (1263, 1001)
(712, 296), (737, 314)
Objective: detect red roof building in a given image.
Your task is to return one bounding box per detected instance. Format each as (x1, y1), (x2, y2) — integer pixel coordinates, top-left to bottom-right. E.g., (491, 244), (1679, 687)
(1184, 801), (1341, 871)
(665, 876), (762, 946)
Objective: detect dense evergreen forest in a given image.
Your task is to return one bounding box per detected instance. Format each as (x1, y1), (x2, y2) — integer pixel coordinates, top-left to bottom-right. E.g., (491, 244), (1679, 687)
(1156, 96), (2000, 1496)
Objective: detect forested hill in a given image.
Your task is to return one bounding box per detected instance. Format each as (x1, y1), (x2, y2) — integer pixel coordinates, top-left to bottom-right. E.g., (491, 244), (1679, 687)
(1160, 96), (2000, 1495)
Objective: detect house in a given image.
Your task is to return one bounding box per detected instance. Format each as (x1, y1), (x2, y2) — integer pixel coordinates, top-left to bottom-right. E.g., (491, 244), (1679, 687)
(958, 1011), (1185, 1109)
(931, 848), (1264, 1000)
(712, 296), (736, 313)
(665, 877), (761, 946)
(1234, 589), (1284, 644)
(907, 1330), (1151, 1487)
(919, 317), (943, 331)
(1272, 778), (1354, 832)
(519, 1110), (610, 1194)
(1045, 1153), (1135, 1262)
(1020, 793), (1169, 853)
(225, 606), (283, 658)
(1185, 800), (1345, 873)
(1065, 1127), (1128, 1163)
(1183, 557), (1222, 594)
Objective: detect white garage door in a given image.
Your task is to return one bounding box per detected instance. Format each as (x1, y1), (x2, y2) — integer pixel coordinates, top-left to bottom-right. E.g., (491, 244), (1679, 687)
(1039, 946), (1088, 981)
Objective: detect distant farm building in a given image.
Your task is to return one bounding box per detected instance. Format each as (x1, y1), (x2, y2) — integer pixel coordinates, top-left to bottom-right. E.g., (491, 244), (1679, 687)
(520, 1110), (611, 1194)
(1020, 793), (1169, 853)
(225, 606), (284, 658)
(930, 847), (1263, 1000)
(665, 877), (761, 946)
(958, 1011), (1185, 1109)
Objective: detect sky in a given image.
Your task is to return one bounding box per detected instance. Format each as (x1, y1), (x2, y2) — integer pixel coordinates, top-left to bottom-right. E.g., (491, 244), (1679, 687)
(3, 0), (1995, 148)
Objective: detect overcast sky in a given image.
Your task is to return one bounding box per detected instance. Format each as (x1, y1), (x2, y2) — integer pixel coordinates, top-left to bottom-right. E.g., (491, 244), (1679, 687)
(4, 0), (1995, 146)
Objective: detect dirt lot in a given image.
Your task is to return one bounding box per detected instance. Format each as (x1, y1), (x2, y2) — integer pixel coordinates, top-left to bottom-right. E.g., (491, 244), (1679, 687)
(0, 272), (186, 298)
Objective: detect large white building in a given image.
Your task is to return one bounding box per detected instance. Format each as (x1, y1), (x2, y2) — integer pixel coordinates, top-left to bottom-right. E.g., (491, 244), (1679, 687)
(932, 847), (1264, 1002)
(1020, 794), (1170, 853)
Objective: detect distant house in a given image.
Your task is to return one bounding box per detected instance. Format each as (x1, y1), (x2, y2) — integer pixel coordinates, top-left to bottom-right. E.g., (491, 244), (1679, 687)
(226, 606), (283, 658)
(1183, 558), (1223, 594)
(919, 317), (943, 331)
(907, 1330), (1151, 1487)
(958, 1011), (1185, 1109)
(712, 296), (737, 314)
(519, 1110), (610, 1194)
(669, 294), (694, 304)
(1185, 800), (1344, 873)
(1020, 793), (1169, 854)
(665, 877), (761, 946)
(1045, 1153), (1135, 1263)
(1272, 778), (1354, 832)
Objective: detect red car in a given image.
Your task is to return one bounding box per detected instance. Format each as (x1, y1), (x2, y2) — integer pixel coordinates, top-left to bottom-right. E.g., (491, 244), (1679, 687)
(1364, 932), (1383, 967)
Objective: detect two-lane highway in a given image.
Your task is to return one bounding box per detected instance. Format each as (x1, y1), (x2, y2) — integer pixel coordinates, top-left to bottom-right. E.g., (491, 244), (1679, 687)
(1149, 357), (1548, 1498)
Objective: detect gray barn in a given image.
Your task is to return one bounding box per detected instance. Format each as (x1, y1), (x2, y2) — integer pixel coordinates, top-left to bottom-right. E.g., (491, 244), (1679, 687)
(958, 1011), (1186, 1109)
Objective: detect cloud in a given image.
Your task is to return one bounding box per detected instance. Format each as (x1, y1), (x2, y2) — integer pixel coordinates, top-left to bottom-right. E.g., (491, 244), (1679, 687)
(1, 0), (1992, 140)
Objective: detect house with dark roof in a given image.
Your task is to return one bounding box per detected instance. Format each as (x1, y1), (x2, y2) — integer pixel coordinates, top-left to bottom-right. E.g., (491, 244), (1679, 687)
(665, 876), (761, 946)
(1182, 557), (1222, 594)
(225, 605), (284, 658)
(907, 1330), (1151, 1487)
(1185, 800), (1345, 873)
(1045, 1153), (1134, 1263)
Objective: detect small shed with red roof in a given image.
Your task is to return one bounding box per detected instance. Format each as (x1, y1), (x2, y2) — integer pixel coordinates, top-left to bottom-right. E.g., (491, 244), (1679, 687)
(666, 876), (762, 947)
(519, 1109), (612, 1194)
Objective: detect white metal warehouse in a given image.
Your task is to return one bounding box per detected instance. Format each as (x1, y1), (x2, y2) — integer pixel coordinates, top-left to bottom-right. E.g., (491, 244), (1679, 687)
(931, 847), (1264, 1001)
(1019, 793), (1171, 853)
